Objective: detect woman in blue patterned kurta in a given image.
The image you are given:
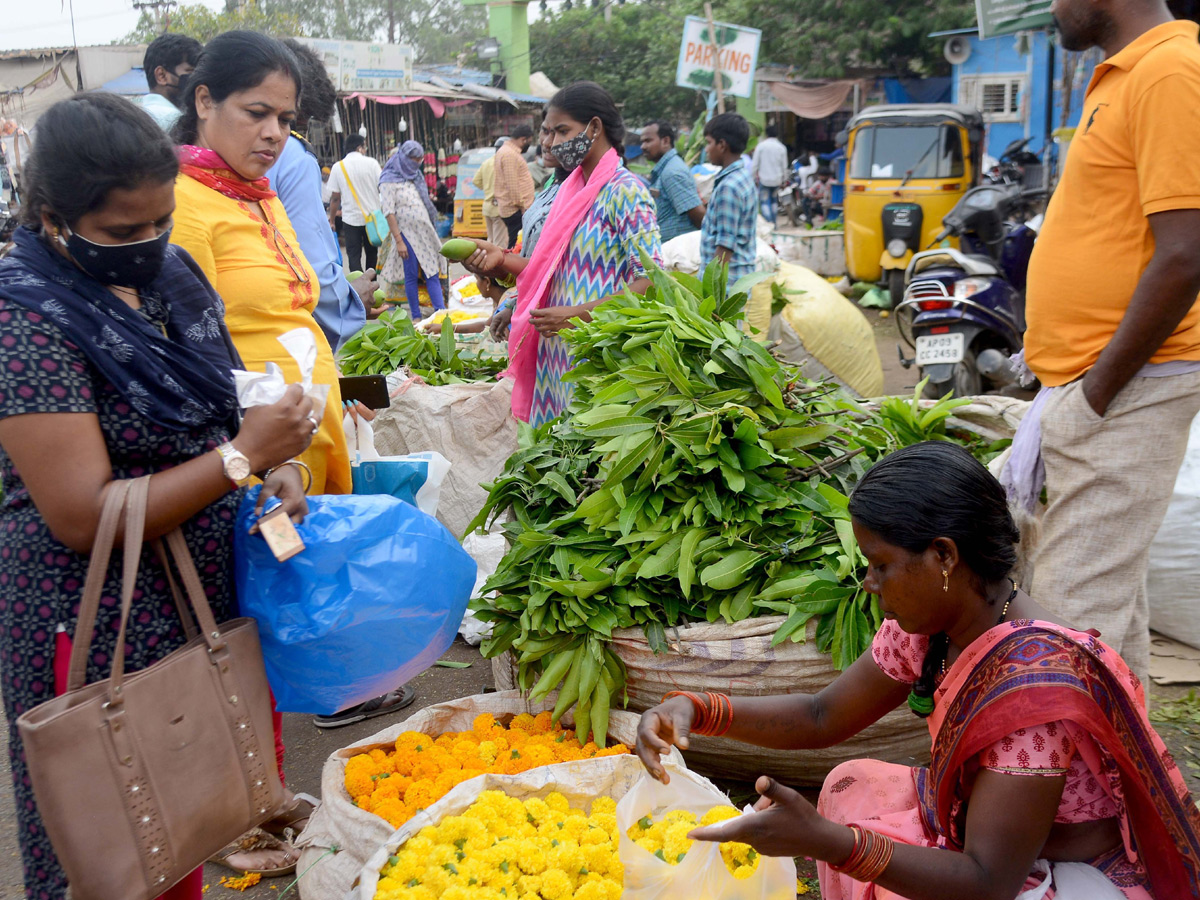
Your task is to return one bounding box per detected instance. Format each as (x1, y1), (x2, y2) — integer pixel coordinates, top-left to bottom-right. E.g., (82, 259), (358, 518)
(465, 83), (664, 425)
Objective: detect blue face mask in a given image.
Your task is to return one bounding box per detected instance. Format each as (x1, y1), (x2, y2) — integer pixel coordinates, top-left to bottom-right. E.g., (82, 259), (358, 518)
(58, 226), (171, 289)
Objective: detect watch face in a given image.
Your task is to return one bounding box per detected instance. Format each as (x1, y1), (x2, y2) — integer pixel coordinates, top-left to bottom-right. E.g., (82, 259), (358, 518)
(226, 455), (252, 482)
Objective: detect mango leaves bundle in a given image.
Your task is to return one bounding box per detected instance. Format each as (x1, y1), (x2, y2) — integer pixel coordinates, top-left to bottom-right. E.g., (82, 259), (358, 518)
(468, 264), (986, 744)
(338, 308), (507, 384)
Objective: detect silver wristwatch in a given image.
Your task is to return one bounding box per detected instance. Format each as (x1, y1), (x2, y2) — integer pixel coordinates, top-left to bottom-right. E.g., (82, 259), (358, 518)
(216, 442), (252, 486)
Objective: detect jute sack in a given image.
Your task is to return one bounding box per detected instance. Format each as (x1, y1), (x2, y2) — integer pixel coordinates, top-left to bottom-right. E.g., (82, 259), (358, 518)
(295, 690), (645, 900)
(373, 376), (518, 540)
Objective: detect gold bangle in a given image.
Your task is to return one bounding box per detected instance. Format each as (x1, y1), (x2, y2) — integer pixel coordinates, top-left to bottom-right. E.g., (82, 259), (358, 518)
(264, 459), (313, 493)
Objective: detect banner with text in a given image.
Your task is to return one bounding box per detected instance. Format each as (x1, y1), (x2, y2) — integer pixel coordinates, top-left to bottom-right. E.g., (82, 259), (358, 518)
(975, 0), (1053, 39)
(676, 16), (761, 99)
(299, 38), (414, 93)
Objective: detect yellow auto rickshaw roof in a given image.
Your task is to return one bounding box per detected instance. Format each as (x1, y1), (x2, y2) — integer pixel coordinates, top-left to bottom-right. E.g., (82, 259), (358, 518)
(846, 104), (984, 131)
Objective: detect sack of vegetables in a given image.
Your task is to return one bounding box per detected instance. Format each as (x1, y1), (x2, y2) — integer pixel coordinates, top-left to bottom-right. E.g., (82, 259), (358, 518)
(470, 262), (1010, 781)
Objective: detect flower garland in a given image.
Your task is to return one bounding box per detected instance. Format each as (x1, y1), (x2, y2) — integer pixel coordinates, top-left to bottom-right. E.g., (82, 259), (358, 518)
(345, 713), (629, 829)
(373, 790), (623, 900)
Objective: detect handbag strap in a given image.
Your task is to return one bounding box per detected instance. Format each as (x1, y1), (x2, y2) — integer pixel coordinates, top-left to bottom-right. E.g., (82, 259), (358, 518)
(67, 479), (132, 692)
(340, 160), (368, 218)
(68, 477), (229, 696)
(153, 540), (199, 641)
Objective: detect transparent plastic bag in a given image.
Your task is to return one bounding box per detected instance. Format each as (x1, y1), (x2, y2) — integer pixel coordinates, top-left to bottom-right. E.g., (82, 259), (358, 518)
(617, 761), (796, 900)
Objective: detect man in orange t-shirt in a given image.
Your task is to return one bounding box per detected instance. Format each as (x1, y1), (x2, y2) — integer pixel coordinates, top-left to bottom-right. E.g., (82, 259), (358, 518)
(1013, 0), (1200, 683)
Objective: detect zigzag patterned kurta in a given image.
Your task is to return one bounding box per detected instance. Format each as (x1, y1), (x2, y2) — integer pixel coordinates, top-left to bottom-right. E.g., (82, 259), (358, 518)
(530, 167), (663, 426)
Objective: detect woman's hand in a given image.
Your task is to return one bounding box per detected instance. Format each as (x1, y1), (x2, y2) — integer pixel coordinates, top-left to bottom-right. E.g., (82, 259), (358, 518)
(464, 241), (506, 277)
(233, 384), (315, 472)
(530, 304), (588, 336)
(635, 696), (696, 784)
(253, 464), (309, 529)
(393, 232), (409, 260)
(489, 305), (514, 341)
(687, 776), (843, 861)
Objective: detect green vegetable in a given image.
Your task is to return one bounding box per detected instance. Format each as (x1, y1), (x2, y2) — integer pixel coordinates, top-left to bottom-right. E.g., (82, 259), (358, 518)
(337, 308), (507, 385)
(468, 259), (1006, 730)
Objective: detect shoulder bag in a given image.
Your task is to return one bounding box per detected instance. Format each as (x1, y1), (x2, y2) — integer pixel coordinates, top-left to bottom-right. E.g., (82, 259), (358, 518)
(340, 160), (387, 247)
(16, 477), (284, 900)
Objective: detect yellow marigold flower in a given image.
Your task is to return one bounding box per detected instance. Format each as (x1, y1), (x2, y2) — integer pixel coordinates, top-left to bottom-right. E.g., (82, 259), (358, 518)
(441, 887), (474, 900)
(700, 805), (740, 827)
(583, 843), (611, 876)
(602, 878), (623, 900)
(572, 882), (609, 900)
(796, 877), (811, 895)
(472, 713), (497, 736)
(606, 856), (624, 883)
(517, 873), (543, 895)
(374, 798), (409, 828)
(589, 797), (617, 816)
(733, 864), (756, 880)
(546, 792), (570, 814)
(635, 837), (660, 856)
(477, 740), (499, 765)
(515, 843), (547, 875)
(510, 712), (537, 733)
(539, 868), (574, 900)
(345, 767), (375, 800)
(591, 813), (617, 837)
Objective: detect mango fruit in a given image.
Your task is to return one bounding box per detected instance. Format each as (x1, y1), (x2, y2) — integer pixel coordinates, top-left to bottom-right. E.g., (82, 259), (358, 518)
(440, 238), (479, 260)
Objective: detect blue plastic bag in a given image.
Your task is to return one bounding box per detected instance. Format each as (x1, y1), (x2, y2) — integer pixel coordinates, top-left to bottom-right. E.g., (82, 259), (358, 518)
(234, 487), (476, 715)
(351, 451), (451, 516)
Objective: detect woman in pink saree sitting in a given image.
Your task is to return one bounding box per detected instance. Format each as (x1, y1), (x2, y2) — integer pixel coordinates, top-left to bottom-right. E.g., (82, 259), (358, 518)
(636, 441), (1200, 899)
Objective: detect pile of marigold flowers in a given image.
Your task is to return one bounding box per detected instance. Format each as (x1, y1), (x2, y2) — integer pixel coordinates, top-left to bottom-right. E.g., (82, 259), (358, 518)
(346, 712), (630, 829)
(373, 789), (622, 900)
(626, 806), (760, 879)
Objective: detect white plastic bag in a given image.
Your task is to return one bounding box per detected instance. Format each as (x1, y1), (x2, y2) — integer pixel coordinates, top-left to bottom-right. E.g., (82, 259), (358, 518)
(1014, 860), (1125, 900)
(232, 326), (330, 418)
(1148, 413), (1200, 649)
(617, 762), (796, 900)
(344, 407), (451, 518)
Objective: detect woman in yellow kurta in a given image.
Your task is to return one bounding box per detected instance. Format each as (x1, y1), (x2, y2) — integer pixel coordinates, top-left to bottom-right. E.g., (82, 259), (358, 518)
(169, 32), (350, 494)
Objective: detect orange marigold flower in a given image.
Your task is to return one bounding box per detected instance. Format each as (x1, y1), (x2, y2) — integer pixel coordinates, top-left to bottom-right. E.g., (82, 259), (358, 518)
(509, 712), (537, 733)
(531, 711), (554, 734)
(472, 713), (497, 736)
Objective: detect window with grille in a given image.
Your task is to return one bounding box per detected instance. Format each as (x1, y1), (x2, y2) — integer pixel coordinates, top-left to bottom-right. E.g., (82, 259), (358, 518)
(959, 74), (1026, 123)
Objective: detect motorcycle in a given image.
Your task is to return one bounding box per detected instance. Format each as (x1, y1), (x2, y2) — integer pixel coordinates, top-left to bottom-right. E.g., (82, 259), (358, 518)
(777, 174), (805, 227)
(895, 182), (1041, 399)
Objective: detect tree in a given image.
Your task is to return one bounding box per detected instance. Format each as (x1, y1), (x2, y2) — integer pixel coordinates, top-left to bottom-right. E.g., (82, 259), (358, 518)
(127, 0), (487, 66)
(125, 1), (305, 43)
(719, 0), (976, 77)
(530, 2), (707, 127)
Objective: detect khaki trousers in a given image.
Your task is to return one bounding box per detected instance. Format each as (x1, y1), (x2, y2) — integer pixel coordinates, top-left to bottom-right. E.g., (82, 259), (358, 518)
(1031, 371), (1200, 685)
(485, 214), (507, 246)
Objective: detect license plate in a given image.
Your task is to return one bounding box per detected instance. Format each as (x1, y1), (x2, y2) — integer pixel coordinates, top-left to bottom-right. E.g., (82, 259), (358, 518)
(915, 333), (965, 365)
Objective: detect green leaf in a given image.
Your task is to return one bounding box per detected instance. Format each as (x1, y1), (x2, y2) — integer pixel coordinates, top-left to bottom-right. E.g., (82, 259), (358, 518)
(699, 550), (763, 591)
(435, 660), (473, 668)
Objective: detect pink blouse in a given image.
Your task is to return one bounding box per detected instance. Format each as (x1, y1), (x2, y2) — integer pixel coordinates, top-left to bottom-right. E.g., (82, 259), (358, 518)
(872, 620), (1117, 823)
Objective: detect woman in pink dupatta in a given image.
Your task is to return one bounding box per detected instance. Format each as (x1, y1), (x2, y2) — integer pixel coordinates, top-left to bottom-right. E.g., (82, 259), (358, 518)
(635, 442), (1200, 900)
(463, 82), (662, 425)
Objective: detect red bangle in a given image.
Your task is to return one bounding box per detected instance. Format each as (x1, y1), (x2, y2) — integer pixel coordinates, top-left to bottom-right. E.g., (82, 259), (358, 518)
(662, 690), (734, 737)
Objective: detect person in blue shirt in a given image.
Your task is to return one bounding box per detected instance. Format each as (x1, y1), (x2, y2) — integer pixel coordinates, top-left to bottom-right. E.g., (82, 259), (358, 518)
(137, 33), (200, 132)
(699, 113), (757, 286)
(640, 120), (705, 244)
(268, 39), (377, 352)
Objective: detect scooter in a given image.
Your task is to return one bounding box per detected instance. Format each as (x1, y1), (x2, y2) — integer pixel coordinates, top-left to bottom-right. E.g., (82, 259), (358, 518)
(777, 172), (805, 227)
(895, 183), (1041, 399)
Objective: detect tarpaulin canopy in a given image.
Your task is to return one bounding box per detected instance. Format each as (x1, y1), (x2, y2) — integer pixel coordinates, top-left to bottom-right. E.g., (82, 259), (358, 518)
(100, 67), (147, 96)
(768, 80), (858, 119)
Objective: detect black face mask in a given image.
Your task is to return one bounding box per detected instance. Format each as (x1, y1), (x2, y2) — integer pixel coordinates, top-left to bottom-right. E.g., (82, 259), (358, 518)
(58, 226), (171, 289)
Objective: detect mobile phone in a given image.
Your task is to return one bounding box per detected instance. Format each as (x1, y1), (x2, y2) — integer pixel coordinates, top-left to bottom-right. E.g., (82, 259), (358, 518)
(338, 374), (390, 410)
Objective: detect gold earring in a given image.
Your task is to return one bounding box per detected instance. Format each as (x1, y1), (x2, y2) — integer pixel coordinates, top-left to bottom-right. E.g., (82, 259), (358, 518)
(942, 570), (949, 592)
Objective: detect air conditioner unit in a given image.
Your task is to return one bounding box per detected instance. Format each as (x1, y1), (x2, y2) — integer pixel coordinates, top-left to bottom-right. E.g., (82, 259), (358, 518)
(945, 36), (972, 65)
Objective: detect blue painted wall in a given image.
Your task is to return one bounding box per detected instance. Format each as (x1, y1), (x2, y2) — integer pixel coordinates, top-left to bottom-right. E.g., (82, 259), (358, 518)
(950, 31), (1098, 164)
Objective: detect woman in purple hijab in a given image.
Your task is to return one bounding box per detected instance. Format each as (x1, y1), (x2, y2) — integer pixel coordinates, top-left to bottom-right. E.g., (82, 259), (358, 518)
(378, 140), (446, 319)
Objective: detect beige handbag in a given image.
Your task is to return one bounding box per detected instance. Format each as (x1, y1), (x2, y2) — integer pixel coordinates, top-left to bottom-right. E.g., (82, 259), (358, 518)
(16, 476), (284, 900)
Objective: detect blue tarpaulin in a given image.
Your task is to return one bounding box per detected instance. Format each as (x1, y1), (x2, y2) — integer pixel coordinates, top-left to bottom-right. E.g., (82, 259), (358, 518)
(881, 77), (953, 105)
(100, 67), (148, 96)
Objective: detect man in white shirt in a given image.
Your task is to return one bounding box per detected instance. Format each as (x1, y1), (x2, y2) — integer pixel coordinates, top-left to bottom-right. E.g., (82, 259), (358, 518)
(138, 33), (201, 133)
(750, 124), (789, 224)
(327, 134), (384, 271)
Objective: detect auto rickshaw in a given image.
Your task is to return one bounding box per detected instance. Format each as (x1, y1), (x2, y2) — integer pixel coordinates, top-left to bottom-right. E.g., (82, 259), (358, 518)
(839, 105), (984, 305)
(452, 146), (498, 239)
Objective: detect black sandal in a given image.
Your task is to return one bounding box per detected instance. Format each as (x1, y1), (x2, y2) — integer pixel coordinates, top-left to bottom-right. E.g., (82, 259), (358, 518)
(311, 685), (416, 729)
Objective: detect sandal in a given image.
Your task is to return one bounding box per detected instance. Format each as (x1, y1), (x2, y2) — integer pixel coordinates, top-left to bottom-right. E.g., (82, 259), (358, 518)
(261, 792), (320, 843)
(312, 685), (416, 729)
(208, 826), (298, 878)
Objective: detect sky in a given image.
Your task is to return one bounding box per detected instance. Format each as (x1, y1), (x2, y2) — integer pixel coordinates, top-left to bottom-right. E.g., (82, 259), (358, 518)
(3, 0), (225, 52)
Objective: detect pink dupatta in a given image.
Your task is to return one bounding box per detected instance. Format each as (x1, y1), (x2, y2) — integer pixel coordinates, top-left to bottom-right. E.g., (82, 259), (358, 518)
(506, 148), (621, 422)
